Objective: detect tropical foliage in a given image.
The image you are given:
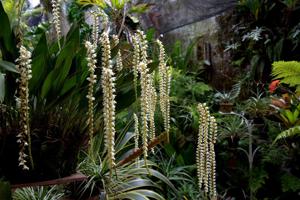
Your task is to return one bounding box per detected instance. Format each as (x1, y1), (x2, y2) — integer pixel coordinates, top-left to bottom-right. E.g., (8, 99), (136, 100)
(0, 0), (300, 199)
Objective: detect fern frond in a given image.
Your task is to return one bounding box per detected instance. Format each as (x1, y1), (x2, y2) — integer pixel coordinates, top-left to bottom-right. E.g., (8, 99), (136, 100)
(274, 126), (300, 143)
(272, 61), (300, 92)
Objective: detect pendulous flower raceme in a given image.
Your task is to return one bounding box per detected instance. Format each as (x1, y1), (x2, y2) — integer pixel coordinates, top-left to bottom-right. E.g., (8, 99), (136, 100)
(134, 113), (139, 151)
(138, 62), (151, 160)
(136, 30), (159, 160)
(85, 41), (97, 144)
(136, 30), (148, 64)
(132, 34), (140, 99)
(15, 45), (33, 170)
(51, 0), (62, 45)
(149, 75), (157, 146)
(197, 103), (217, 198)
(157, 40), (171, 142)
(112, 35), (123, 72)
(92, 10), (100, 45)
(101, 32), (117, 172)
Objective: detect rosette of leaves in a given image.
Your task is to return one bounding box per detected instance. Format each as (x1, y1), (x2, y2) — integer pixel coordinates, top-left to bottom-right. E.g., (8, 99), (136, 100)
(76, 118), (178, 200)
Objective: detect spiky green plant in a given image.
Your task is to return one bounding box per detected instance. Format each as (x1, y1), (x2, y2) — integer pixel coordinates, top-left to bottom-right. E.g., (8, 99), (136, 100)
(77, 119), (178, 200)
(12, 186), (64, 200)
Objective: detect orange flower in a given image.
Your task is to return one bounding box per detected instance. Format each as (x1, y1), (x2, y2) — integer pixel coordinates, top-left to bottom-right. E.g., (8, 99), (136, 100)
(269, 80), (280, 93)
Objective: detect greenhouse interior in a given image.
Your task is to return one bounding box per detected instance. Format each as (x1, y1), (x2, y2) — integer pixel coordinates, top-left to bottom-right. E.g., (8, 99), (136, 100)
(0, 0), (300, 199)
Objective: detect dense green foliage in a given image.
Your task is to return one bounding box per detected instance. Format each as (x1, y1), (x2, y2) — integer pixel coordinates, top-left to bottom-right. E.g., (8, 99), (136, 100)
(0, 0), (300, 199)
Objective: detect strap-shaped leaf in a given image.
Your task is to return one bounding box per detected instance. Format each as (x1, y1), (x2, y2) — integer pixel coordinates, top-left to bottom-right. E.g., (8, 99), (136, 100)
(115, 189), (165, 200)
(0, 60), (18, 73)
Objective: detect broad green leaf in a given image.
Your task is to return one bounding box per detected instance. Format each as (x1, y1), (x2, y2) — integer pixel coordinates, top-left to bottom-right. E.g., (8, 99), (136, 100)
(285, 110), (295, 124)
(41, 70), (55, 98)
(60, 75), (77, 95)
(41, 27), (80, 98)
(30, 33), (49, 93)
(0, 60), (18, 73)
(2, 0), (14, 16)
(53, 27), (80, 89)
(0, 73), (5, 102)
(0, 2), (17, 60)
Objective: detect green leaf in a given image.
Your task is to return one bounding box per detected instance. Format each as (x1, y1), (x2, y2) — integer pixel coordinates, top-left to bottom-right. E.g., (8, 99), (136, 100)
(29, 33), (49, 93)
(76, 0), (106, 8)
(146, 28), (156, 42)
(115, 189), (164, 200)
(111, 0), (127, 9)
(250, 168), (268, 193)
(285, 110), (296, 125)
(0, 73), (5, 102)
(273, 38), (284, 60)
(0, 2), (17, 60)
(0, 60), (18, 73)
(59, 75), (77, 95)
(114, 179), (158, 193)
(129, 3), (150, 14)
(115, 191), (150, 200)
(41, 70), (55, 98)
(115, 131), (135, 153)
(41, 27), (80, 98)
(274, 126), (300, 142)
(272, 61), (300, 92)
(118, 161), (178, 195)
(53, 27), (80, 89)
